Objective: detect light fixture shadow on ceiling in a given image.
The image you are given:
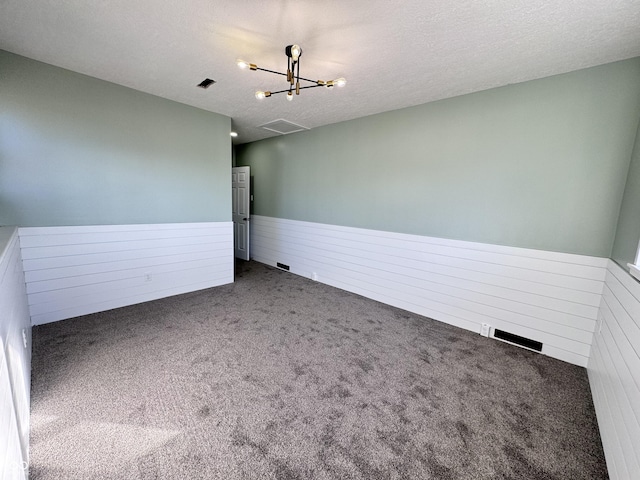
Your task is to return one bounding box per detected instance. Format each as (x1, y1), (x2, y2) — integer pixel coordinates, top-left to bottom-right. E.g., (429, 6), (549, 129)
(258, 119), (310, 135)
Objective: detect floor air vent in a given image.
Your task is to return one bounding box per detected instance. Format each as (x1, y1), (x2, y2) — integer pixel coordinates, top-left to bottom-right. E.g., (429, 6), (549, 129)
(492, 329), (543, 352)
(276, 262), (290, 271)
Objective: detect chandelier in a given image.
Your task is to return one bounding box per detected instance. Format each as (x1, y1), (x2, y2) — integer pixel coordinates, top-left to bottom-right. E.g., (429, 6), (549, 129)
(237, 44), (346, 101)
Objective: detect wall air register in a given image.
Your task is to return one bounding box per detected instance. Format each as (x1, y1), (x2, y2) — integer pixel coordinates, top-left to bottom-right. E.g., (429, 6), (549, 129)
(492, 329), (543, 352)
(276, 262), (290, 271)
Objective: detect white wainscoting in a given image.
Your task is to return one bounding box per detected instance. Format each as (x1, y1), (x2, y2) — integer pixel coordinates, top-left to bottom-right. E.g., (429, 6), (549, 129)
(588, 260), (640, 480)
(0, 227), (31, 479)
(19, 223), (234, 326)
(250, 216), (608, 367)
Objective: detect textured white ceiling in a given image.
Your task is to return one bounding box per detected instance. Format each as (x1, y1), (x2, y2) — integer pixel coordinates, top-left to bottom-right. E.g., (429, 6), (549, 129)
(1, 1), (639, 144)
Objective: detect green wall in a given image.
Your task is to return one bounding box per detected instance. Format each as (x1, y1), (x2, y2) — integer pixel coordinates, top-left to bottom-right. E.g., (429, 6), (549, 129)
(612, 119), (640, 267)
(237, 58), (640, 257)
(0, 50), (231, 226)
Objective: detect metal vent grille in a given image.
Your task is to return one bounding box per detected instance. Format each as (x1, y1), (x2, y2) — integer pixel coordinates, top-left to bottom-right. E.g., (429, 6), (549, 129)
(197, 78), (216, 89)
(492, 329), (543, 352)
(259, 119), (309, 135)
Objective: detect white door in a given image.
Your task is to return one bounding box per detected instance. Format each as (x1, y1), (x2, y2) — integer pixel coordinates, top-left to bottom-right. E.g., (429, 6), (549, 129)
(232, 166), (250, 260)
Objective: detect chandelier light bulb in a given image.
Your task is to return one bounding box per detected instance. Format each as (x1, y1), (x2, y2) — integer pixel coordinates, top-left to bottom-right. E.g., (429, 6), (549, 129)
(334, 77), (347, 87)
(286, 91), (293, 101)
(255, 91), (266, 100)
(290, 44), (302, 61)
(237, 59), (250, 69)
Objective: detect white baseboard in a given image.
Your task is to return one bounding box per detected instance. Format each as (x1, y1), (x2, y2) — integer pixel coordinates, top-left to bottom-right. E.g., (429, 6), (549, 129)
(19, 222), (234, 325)
(588, 259), (640, 479)
(250, 215), (608, 367)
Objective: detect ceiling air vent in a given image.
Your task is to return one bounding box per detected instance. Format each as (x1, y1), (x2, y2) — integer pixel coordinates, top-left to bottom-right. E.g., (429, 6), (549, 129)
(259, 119), (309, 135)
(197, 78), (216, 89)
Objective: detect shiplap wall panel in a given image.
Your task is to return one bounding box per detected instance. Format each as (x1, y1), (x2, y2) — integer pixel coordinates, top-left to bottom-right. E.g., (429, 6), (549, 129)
(21, 244), (227, 275)
(26, 278), (226, 327)
(590, 342), (629, 479)
(589, 260), (640, 480)
(19, 223), (234, 326)
(256, 239), (595, 334)
(253, 231), (601, 323)
(250, 216), (608, 366)
(26, 257), (229, 295)
(252, 217), (607, 271)
(27, 265), (230, 312)
(23, 249), (228, 283)
(20, 236), (220, 261)
(599, 322), (640, 472)
(1, 343), (27, 480)
(0, 228), (30, 479)
(252, 221), (604, 310)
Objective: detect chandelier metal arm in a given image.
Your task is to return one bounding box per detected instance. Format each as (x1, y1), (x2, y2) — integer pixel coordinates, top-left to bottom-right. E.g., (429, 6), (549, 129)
(253, 66), (319, 85)
(297, 84), (324, 91)
(268, 84), (324, 96)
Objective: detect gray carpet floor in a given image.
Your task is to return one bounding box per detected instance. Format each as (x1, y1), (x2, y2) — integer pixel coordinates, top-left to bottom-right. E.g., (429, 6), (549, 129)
(29, 260), (608, 479)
